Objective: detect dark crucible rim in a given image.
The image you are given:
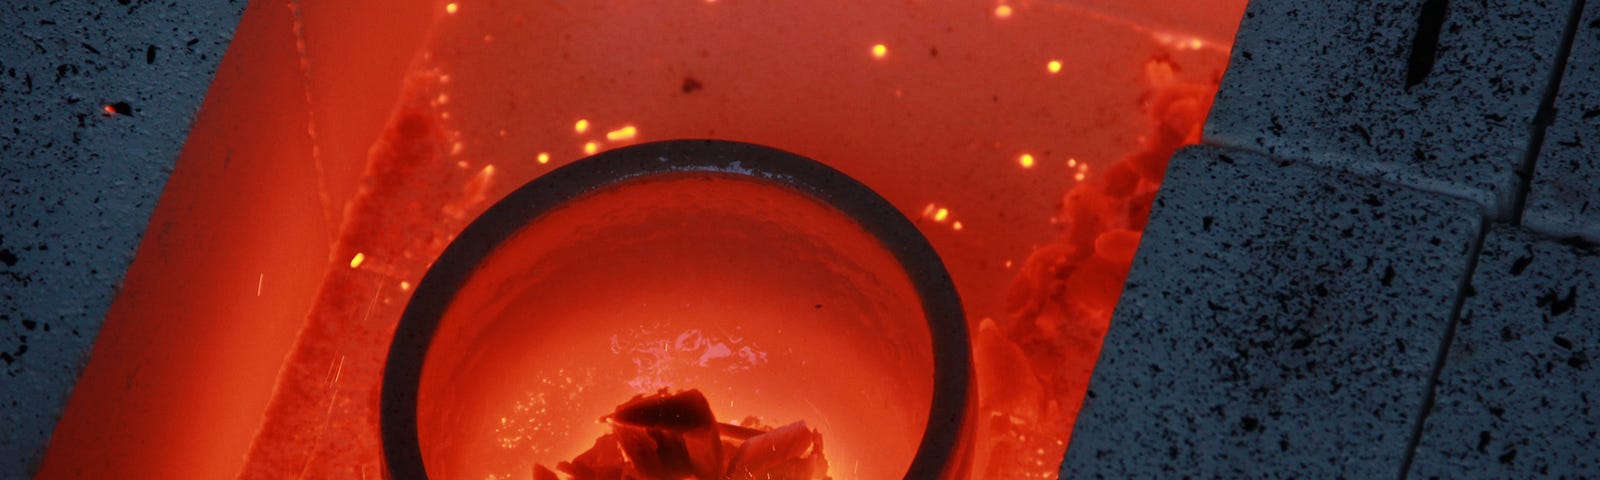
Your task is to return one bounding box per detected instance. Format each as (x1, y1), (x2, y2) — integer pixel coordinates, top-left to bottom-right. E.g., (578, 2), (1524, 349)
(380, 139), (971, 479)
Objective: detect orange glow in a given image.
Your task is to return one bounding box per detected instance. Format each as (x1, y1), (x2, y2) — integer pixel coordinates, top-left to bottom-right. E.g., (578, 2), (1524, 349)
(993, 5), (1013, 18)
(101, 105), (116, 115)
(953, 221), (965, 231)
(574, 118), (590, 133)
(41, 0), (1247, 478)
(1047, 60), (1063, 74)
(419, 175), (939, 480)
(349, 252), (365, 268)
(1018, 153), (1035, 169)
(605, 125), (638, 141)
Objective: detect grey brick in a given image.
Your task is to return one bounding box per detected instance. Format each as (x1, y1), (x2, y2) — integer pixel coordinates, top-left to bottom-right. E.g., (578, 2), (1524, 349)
(1205, 0), (1575, 218)
(1523, 0), (1600, 243)
(1061, 146), (1481, 478)
(1410, 226), (1600, 479)
(0, 1), (245, 475)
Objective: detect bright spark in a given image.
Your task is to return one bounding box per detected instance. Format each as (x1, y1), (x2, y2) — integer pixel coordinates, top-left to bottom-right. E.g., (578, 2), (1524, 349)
(605, 125), (638, 141)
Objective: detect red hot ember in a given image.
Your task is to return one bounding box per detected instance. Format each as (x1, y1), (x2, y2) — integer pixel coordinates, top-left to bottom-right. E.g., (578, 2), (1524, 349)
(543, 389), (828, 480)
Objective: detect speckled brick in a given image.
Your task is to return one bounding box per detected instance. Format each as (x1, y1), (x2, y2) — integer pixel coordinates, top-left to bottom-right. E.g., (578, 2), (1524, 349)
(0, 1), (245, 475)
(1523, 0), (1600, 243)
(1061, 146), (1482, 478)
(1205, 0), (1576, 218)
(1409, 226), (1599, 479)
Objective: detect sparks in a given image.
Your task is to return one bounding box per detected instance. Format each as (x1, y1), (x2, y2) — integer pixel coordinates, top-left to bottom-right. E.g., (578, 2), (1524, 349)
(349, 253), (365, 269)
(583, 142), (599, 155)
(605, 125), (638, 141)
(1047, 60), (1063, 74)
(953, 221), (964, 231)
(537, 152), (551, 164)
(574, 119), (590, 133)
(871, 44), (888, 59)
(445, 2), (458, 14)
(994, 5), (1013, 18)
(934, 208), (949, 222)
(1019, 153), (1035, 168)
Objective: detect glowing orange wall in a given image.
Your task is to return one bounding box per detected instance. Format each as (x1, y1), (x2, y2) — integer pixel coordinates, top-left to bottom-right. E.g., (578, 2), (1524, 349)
(40, 1), (1244, 478)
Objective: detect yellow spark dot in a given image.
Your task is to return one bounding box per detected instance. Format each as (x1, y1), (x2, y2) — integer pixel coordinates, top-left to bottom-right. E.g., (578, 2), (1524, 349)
(349, 253), (365, 269)
(1019, 153), (1035, 168)
(934, 208), (949, 222)
(1047, 60), (1063, 74)
(445, 2), (458, 14)
(1188, 39), (1204, 50)
(1068, 157), (1078, 167)
(605, 125), (638, 141)
(871, 44), (888, 59)
(537, 152), (550, 164)
(574, 119), (590, 133)
(1074, 172), (1086, 182)
(583, 142), (599, 155)
(994, 5), (1013, 18)
(399, 281), (412, 291)
(435, 93), (449, 105)
(953, 221), (964, 231)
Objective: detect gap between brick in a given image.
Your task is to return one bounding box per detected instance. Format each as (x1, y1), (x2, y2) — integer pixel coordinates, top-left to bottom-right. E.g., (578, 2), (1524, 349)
(1508, 0), (1588, 224)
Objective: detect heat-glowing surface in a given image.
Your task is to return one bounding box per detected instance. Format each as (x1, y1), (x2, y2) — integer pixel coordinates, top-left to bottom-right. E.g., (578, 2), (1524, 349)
(418, 174), (935, 479)
(42, 0), (1244, 478)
